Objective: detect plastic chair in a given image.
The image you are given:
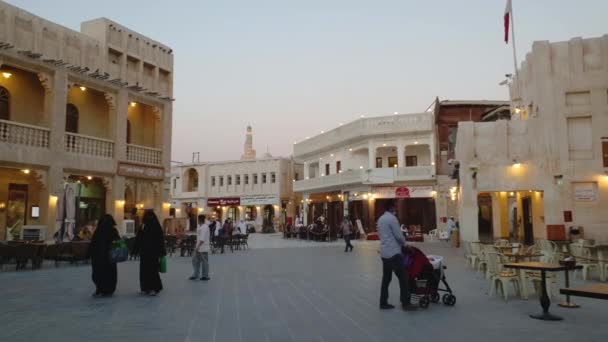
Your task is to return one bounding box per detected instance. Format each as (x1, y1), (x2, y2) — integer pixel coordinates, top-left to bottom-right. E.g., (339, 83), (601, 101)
(468, 242), (481, 268)
(597, 248), (608, 282)
(486, 252), (520, 302)
(525, 251), (558, 298)
(570, 242), (599, 280)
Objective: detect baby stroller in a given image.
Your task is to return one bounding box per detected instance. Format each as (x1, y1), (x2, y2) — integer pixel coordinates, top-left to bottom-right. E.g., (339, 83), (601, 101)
(403, 246), (456, 308)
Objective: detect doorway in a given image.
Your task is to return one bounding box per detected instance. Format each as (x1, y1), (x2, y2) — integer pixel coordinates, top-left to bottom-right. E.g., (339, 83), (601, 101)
(477, 194), (493, 242)
(522, 197), (534, 245)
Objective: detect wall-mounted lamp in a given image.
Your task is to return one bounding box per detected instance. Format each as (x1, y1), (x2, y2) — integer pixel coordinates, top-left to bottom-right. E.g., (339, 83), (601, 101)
(0, 202), (5, 211)
(116, 200), (125, 206)
(554, 174), (564, 185)
(130, 102), (137, 107)
(22, 169), (30, 174)
(79, 86), (86, 91)
(1, 72), (12, 79)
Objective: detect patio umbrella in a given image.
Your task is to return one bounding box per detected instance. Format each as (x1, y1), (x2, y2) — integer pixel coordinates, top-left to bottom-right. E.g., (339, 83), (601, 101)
(65, 184), (76, 241)
(54, 188), (65, 242)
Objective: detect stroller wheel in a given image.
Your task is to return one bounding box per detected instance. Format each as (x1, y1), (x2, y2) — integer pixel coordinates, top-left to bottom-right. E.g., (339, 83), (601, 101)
(419, 297), (430, 309)
(442, 294), (456, 306)
(430, 293), (440, 303)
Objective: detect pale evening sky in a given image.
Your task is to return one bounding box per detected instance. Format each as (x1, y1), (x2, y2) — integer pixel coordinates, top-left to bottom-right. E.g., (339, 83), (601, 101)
(7, 0), (608, 162)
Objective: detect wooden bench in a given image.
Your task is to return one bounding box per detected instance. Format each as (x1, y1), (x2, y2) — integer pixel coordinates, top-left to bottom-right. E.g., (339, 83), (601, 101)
(560, 284), (608, 300)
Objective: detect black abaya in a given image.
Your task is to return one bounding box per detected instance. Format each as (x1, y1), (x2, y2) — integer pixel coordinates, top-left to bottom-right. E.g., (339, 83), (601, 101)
(89, 215), (120, 295)
(136, 210), (166, 293)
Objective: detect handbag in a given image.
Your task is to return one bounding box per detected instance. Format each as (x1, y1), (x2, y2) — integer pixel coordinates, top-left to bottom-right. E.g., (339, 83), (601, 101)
(159, 256), (167, 273)
(109, 239), (129, 263)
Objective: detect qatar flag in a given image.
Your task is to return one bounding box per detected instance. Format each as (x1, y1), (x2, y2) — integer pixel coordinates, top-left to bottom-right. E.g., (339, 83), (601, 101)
(504, 0), (512, 44)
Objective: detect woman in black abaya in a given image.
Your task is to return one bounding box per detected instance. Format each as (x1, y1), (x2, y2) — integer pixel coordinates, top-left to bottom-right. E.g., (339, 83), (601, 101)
(136, 209), (166, 296)
(89, 214), (120, 297)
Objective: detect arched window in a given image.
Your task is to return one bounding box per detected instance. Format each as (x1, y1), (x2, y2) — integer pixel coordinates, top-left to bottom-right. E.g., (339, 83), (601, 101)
(65, 103), (79, 133)
(186, 168), (199, 192)
(0, 86), (9, 120)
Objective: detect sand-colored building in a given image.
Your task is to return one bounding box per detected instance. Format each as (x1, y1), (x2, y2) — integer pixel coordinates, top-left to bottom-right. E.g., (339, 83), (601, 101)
(456, 35), (608, 243)
(171, 126), (302, 232)
(0, 1), (173, 240)
(293, 112), (437, 232)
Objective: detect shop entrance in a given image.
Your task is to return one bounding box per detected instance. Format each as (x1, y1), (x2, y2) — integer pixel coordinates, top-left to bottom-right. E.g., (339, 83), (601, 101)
(374, 198), (437, 233)
(478, 193), (493, 242)
(522, 197), (534, 245)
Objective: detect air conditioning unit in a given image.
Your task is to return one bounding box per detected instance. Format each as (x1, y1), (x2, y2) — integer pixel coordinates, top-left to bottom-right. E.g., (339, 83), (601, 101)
(20, 225), (47, 241)
(123, 220), (135, 237)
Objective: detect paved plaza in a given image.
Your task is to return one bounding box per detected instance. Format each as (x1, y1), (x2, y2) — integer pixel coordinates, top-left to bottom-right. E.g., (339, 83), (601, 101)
(1, 236), (607, 342)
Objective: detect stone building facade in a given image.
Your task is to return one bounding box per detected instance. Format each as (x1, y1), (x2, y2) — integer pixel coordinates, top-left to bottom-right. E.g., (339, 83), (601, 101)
(456, 35), (608, 243)
(171, 127), (302, 232)
(293, 112), (438, 232)
(0, 2), (173, 239)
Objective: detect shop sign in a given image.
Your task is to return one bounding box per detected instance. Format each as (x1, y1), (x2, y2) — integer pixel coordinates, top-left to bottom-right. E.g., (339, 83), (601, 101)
(117, 162), (164, 180)
(395, 187), (410, 198)
(207, 197), (240, 206)
(374, 186), (435, 199)
(573, 182), (597, 202)
(241, 194), (279, 206)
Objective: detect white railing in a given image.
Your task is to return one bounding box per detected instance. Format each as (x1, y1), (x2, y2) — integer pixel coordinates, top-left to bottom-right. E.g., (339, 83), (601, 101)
(395, 166), (433, 178)
(127, 144), (162, 166)
(294, 169), (363, 192)
(0, 119), (50, 148)
(65, 132), (114, 158)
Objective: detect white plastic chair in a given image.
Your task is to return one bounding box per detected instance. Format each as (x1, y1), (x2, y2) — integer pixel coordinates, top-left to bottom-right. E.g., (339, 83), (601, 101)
(570, 242), (599, 280)
(486, 252), (520, 301)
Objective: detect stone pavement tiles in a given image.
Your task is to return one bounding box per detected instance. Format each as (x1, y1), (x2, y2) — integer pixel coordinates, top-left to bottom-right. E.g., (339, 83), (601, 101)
(1, 236), (607, 342)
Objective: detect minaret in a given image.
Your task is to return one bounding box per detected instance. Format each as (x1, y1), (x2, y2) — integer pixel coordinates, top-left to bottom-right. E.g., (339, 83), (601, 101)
(241, 125), (257, 160)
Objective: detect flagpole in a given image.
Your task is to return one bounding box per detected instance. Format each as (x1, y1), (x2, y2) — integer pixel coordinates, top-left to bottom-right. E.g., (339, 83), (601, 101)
(510, 0), (521, 99)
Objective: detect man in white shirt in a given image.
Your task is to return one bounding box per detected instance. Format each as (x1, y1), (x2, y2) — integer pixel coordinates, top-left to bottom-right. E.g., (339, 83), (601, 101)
(238, 220), (247, 235)
(189, 214), (210, 281)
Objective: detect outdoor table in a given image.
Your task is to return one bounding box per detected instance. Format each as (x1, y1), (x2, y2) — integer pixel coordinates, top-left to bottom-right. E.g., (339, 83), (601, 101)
(504, 262), (582, 321)
(560, 284), (608, 300)
(500, 253), (543, 300)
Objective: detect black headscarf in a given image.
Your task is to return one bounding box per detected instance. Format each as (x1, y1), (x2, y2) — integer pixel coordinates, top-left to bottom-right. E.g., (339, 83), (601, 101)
(89, 214), (119, 261)
(137, 210), (166, 258)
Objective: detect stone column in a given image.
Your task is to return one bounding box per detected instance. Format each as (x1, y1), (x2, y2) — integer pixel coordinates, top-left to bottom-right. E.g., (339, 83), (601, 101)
(46, 165), (65, 240)
(49, 70), (68, 156)
(115, 89), (129, 161)
(397, 142), (405, 168)
(303, 162), (310, 179)
(368, 140), (376, 169)
(303, 193), (309, 225)
(429, 139), (436, 175)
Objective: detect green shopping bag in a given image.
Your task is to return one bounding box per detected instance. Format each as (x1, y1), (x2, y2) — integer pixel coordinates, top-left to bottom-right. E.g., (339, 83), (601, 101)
(159, 256), (167, 273)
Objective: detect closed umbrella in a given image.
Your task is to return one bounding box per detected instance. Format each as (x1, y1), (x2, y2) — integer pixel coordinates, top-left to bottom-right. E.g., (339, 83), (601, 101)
(54, 188), (65, 242)
(65, 185), (76, 241)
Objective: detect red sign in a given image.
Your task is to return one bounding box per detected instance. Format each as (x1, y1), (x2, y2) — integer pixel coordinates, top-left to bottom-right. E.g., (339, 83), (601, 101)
(207, 198), (240, 206)
(395, 187), (411, 198)
(563, 211), (572, 223)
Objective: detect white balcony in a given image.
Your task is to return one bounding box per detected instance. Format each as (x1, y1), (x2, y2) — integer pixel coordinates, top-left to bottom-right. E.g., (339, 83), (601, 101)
(65, 132), (114, 158)
(294, 166), (434, 193)
(294, 169), (363, 192)
(127, 144), (162, 166)
(0, 119), (50, 149)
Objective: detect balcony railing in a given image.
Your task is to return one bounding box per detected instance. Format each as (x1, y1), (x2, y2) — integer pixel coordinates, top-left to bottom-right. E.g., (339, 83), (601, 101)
(127, 144), (162, 166)
(395, 166), (433, 178)
(295, 166), (435, 192)
(294, 169), (363, 192)
(65, 132), (114, 158)
(0, 119), (50, 148)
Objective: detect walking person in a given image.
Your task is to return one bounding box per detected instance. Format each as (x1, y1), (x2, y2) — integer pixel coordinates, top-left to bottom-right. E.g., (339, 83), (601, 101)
(135, 209), (166, 296)
(189, 215), (210, 281)
(341, 217), (354, 252)
(378, 200), (417, 311)
(89, 214), (120, 297)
